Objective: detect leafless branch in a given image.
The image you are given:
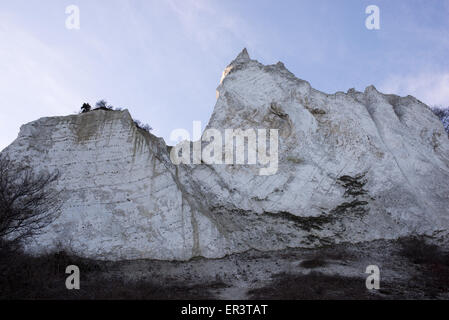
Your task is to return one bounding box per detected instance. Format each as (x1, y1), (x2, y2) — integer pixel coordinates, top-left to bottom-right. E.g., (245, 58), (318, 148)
(0, 155), (61, 250)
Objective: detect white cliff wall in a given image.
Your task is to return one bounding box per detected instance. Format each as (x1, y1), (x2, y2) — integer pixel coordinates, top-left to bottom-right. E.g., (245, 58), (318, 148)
(2, 49), (449, 260)
(2, 110), (227, 260)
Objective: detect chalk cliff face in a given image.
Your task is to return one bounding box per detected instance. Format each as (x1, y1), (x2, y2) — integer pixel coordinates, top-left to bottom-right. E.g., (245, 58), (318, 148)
(2, 49), (449, 260)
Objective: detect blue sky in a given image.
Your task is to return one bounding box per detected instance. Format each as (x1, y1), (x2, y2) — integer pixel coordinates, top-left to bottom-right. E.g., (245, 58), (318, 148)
(1, 0), (448, 150)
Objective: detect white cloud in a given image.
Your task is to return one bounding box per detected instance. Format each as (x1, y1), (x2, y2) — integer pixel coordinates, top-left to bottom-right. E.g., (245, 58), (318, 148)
(380, 72), (449, 107)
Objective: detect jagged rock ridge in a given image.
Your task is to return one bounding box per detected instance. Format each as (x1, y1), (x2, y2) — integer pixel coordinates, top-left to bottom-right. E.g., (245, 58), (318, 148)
(2, 49), (449, 260)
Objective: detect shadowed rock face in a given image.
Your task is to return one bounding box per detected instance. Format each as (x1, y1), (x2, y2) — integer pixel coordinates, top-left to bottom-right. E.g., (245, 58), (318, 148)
(2, 49), (449, 261)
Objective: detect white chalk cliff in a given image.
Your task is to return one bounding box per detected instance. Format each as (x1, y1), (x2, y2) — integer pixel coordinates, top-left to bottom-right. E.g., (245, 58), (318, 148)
(2, 49), (449, 260)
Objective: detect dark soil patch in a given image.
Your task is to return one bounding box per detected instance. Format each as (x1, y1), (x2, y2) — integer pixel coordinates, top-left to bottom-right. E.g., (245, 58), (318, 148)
(248, 272), (377, 300)
(300, 258), (327, 269)
(398, 237), (449, 298)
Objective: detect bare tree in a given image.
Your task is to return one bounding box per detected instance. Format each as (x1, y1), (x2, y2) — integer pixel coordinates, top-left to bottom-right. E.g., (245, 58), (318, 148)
(95, 99), (113, 110)
(134, 120), (153, 133)
(0, 155), (61, 250)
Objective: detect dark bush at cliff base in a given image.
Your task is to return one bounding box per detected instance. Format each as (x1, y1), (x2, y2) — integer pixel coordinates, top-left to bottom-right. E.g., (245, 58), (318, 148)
(399, 237), (449, 265)
(398, 237), (449, 298)
(0, 248), (225, 299)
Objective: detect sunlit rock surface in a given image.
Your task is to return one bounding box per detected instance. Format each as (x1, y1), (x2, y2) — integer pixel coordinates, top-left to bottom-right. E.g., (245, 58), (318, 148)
(2, 49), (449, 260)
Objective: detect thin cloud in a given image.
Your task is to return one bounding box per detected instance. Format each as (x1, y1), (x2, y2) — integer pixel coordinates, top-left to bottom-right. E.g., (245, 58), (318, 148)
(0, 14), (84, 151)
(166, 0), (259, 57)
(380, 72), (449, 107)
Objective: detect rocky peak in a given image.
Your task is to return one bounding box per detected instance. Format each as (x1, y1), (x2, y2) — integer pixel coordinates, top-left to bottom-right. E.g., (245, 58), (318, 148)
(231, 48), (251, 65)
